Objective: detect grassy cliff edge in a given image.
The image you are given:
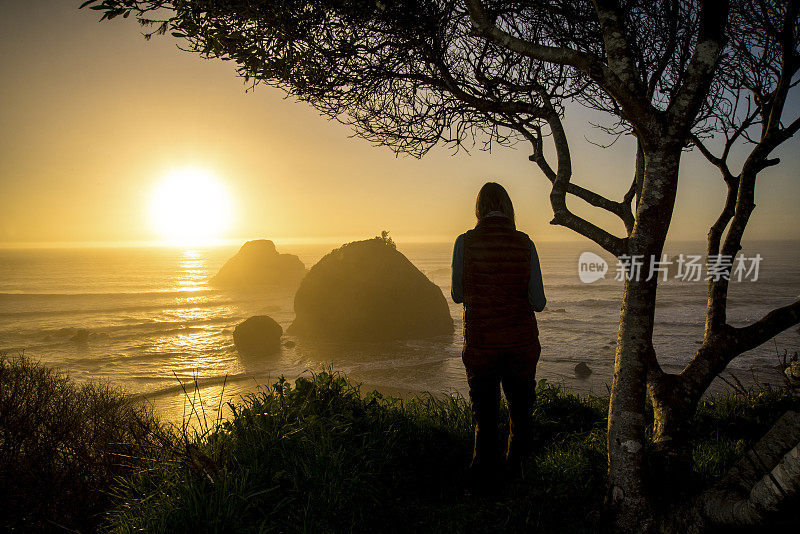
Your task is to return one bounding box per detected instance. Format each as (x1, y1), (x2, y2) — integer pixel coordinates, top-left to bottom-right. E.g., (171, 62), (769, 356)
(1, 354), (798, 532)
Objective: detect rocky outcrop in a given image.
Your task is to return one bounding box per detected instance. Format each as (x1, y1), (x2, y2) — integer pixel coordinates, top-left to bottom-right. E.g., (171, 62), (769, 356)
(574, 362), (592, 379)
(288, 237), (453, 341)
(233, 315), (283, 355)
(211, 240), (305, 289)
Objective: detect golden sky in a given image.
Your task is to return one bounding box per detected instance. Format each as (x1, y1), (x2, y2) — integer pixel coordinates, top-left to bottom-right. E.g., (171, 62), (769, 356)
(1, 1), (798, 247)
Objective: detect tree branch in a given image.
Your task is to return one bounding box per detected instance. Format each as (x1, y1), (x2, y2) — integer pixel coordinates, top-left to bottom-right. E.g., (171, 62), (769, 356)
(703, 174), (740, 331)
(680, 300), (800, 398)
(464, 0), (661, 137)
(730, 299), (800, 355)
(505, 120), (636, 234)
(666, 0), (730, 135)
(464, 0), (599, 72)
(701, 411), (800, 526)
(668, 2), (800, 408)
(532, 93), (628, 256)
(760, 0), (800, 139)
(593, 0), (646, 94)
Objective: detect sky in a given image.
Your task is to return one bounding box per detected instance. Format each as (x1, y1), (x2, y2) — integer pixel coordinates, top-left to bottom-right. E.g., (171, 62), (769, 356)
(1, 1), (798, 247)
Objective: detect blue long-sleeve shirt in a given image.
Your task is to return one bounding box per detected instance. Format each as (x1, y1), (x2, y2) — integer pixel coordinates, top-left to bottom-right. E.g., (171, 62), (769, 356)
(450, 233), (546, 312)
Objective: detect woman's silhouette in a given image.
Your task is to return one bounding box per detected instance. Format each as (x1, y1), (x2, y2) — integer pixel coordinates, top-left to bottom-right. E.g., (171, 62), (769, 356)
(451, 182), (546, 486)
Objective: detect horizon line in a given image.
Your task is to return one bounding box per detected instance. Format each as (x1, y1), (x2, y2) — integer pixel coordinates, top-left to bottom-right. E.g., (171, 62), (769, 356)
(1, 235), (798, 251)
(0, 235), (540, 250)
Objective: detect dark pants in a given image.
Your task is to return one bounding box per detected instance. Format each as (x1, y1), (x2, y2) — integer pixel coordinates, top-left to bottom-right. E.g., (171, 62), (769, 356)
(463, 343), (539, 477)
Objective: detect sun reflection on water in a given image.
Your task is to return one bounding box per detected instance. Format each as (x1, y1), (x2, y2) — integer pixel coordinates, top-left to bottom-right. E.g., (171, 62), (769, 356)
(175, 249), (209, 292)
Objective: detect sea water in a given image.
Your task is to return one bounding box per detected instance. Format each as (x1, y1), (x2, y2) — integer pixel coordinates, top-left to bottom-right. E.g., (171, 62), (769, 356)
(1, 240), (798, 423)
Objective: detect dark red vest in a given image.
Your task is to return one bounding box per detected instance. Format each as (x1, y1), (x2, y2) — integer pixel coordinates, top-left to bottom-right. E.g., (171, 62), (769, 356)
(462, 216), (538, 348)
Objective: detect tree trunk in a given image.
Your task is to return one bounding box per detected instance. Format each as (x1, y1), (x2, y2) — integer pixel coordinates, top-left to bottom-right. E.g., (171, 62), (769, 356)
(649, 372), (697, 489)
(607, 277), (657, 531)
(700, 411), (800, 526)
(647, 340), (734, 483)
(607, 145), (681, 533)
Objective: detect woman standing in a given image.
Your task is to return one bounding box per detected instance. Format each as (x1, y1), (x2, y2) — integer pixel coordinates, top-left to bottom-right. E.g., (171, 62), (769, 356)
(451, 182), (546, 486)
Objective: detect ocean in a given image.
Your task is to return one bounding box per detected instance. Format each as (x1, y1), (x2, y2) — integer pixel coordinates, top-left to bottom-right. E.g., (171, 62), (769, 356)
(1, 240), (798, 423)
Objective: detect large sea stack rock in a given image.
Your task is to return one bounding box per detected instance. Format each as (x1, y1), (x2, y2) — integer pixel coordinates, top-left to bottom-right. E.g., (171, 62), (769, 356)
(211, 240), (305, 289)
(288, 237), (453, 340)
(233, 315), (283, 355)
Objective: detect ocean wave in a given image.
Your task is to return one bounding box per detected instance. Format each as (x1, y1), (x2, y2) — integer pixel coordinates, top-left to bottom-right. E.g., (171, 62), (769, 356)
(537, 317), (616, 329)
(104, 324), (233, 343)
(129, 372), (252, 399)
(14, 317), (239, 346)
(0, 289), (219, 298)
(64, 350), (172, 367)
(547, 298), (618, 308)
(0, 298), (229, 319)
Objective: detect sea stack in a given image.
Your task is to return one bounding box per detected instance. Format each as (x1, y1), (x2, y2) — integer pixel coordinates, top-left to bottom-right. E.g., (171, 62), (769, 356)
(211, 240), (305, 289)
(288, 236), (453, 341)
(233, 315), (283, 355)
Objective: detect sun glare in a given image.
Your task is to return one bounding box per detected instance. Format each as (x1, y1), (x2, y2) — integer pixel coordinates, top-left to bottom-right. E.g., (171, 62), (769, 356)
(150, 168), (233, 246)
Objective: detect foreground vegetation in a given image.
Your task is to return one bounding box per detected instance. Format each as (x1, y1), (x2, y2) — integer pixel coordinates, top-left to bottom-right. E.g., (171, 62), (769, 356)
(1, 354), (798, 532)
(107, 372), (610, 533)
(0, 353), (173, 532)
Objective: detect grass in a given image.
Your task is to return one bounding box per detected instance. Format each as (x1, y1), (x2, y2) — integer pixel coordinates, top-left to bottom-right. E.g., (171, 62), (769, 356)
(690, 386), (800, 481)
(105, 373), (609, 533)
(1, 354), (798, 533)
(104, 372), (799, 534)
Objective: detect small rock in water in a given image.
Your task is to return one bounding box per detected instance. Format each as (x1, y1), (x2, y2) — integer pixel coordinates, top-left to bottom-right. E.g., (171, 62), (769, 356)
(283, 340), (296, 349)
(574, 362), (592, 379)
(233, 315), (283, 355)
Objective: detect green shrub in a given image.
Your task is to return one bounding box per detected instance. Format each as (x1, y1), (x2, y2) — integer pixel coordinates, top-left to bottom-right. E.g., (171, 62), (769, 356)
(0, 353), (173, 532)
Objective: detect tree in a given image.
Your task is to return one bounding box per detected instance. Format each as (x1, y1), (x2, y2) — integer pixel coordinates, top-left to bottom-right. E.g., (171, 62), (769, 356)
(82, 0), (800, 530)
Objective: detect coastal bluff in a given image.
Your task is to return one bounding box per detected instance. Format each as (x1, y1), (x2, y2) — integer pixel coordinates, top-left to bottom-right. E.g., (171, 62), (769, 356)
(211, 240), (305, 289)
(288, 237), (453, 341)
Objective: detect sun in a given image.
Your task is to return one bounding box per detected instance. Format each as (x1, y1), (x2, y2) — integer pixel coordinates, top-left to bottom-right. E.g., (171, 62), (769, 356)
(150, 168), (233, 246)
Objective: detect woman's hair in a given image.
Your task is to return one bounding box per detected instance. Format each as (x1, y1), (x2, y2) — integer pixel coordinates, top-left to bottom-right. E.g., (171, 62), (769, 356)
(475, 182), (515, 223)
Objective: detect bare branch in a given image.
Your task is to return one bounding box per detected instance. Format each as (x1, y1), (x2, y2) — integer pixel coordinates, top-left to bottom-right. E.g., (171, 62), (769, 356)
(464, 0), (600, 71)
(464, 0), (661, 136)
(731, 300), (800, 355)
(666, 0), (730, 134)
(535, 92), (628, 256)
(593, 0), (646, 94)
